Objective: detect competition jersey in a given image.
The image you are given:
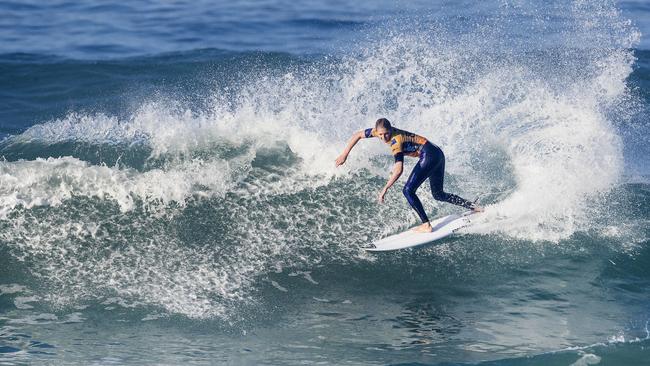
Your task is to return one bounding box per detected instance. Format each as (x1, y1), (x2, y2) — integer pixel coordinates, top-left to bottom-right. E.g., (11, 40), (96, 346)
(364, 127), (428, 162)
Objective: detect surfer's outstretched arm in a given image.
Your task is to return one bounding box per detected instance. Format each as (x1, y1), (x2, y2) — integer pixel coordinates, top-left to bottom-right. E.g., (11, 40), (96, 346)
(335, 130), (365, 166)
(378, 161), (403, 203)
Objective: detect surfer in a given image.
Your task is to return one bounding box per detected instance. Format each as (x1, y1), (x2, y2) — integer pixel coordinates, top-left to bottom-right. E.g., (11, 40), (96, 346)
(335, 118), (483, 233)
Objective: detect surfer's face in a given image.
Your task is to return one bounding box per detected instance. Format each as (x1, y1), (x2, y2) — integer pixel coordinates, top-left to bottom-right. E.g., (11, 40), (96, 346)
(376, 127), (391, 142)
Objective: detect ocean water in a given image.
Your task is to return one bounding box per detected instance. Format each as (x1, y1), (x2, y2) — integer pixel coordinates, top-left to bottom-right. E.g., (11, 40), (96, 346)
(1, 0), (649, 365)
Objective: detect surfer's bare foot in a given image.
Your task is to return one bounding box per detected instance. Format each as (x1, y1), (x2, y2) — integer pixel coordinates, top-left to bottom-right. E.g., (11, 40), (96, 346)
(471, 204), (484, 213)
(411, 222), (432, 233)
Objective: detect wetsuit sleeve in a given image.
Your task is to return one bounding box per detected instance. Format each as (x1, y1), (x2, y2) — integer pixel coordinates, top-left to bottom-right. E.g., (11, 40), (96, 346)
(390, 136), (404, 162)
(364, 128), (374, 138)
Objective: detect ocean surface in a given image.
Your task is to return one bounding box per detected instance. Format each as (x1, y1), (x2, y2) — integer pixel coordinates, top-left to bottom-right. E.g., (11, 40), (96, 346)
(1, 1), (649, 365)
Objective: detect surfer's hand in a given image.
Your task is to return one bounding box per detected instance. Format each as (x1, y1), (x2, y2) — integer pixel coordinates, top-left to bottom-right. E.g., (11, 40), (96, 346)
(335, 154), (347, 167)
(377, 188), (387, 203)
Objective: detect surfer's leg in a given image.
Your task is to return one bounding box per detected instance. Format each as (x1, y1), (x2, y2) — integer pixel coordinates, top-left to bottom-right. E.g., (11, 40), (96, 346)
(403, 161), (430, 223)
(428, 148), (475, 209)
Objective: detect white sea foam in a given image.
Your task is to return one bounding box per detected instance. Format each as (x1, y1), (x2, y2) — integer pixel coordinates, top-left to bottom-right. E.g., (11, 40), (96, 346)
(570, 352), (602, 366)
(0, 155), (240, 215)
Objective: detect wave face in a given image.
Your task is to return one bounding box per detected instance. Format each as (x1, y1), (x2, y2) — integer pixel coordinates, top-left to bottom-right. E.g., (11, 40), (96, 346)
(0, 0), (649, 365)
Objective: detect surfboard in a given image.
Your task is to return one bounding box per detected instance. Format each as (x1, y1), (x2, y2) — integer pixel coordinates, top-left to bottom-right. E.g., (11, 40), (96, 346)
(364, 211), (477, 252)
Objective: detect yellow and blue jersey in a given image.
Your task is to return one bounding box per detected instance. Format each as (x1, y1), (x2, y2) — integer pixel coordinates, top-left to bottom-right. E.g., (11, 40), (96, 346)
(364, 127), (428, 162)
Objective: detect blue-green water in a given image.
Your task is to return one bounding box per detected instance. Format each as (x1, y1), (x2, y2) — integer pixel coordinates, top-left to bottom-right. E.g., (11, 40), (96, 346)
(1, 1), (649, 365)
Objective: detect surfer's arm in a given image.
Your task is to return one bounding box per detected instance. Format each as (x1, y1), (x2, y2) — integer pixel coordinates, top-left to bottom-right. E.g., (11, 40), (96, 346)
(378, 161), (403, 203)
(335, 130), (365, 166)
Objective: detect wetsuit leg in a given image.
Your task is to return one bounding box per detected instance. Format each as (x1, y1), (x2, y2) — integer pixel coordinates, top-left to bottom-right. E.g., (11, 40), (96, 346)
(427, 146), (474, 209)
(403, 158), (431, 223)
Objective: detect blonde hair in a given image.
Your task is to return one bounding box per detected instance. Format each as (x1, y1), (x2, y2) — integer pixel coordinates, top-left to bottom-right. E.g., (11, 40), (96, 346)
(375, 118), (392, 130)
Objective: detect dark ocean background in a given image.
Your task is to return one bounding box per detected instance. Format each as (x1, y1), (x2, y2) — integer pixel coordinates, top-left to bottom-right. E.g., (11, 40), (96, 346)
(1, 1), (649, 365)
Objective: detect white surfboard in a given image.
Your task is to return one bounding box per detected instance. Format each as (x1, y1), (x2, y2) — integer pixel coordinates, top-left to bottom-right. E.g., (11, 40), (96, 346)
(364, 211), (477, 252)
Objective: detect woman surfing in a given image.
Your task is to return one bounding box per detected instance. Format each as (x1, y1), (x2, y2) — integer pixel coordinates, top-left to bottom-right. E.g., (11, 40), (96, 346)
(335, 118), (483, 233)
